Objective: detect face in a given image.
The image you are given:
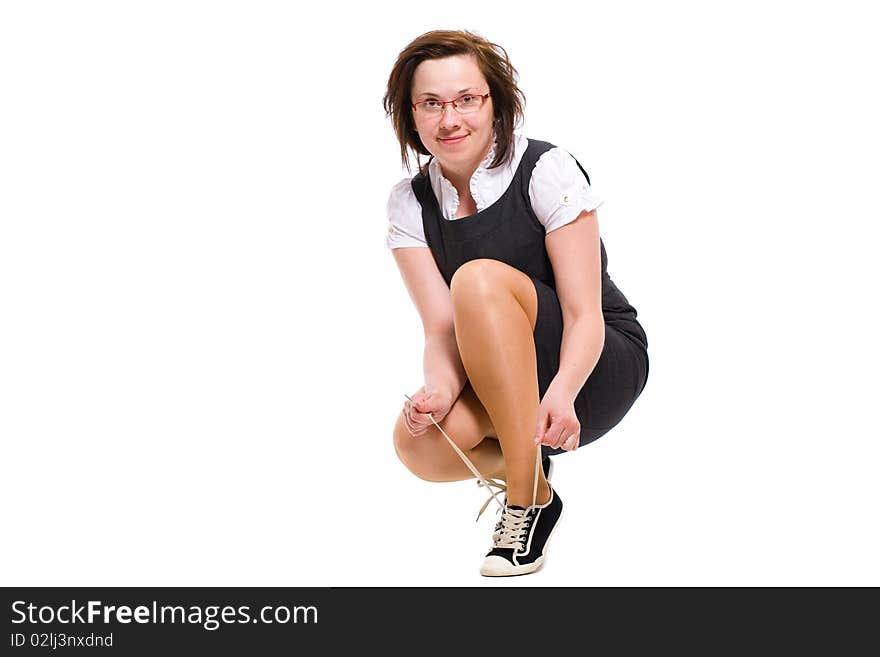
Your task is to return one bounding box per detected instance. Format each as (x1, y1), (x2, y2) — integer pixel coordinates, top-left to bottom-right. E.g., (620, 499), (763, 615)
(411, 54), (495, 175)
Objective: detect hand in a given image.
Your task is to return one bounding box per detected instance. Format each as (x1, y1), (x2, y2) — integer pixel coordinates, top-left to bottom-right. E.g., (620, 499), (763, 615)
(403, 386), (454, 437)
(534, 386), (581, 452)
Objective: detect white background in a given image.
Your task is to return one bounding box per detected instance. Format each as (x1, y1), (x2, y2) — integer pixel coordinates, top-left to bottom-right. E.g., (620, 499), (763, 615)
(1, 0), (878, 587)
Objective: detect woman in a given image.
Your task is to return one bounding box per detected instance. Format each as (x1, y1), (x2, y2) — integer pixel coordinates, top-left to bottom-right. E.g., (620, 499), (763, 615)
(383, 30), (649, 577)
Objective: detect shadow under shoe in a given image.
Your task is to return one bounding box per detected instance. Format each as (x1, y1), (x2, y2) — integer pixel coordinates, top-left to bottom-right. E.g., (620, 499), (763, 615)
(480, 486), (563, 577)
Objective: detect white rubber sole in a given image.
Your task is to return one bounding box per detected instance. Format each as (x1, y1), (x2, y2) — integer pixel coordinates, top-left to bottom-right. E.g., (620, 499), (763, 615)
(479, 504), (565, 577)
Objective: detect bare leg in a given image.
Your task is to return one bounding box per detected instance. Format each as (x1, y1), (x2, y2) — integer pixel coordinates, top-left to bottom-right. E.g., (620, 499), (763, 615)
(393, 381), (508, 482)
(450, 259), (551, 507)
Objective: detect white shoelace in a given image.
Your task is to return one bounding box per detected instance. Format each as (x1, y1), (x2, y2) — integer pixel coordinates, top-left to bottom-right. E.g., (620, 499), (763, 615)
(492, 505), (534, 551)
(404, 394), (541, 523)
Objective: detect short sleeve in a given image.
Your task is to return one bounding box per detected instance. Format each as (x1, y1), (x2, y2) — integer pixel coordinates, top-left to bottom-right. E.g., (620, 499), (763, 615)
(385, 178), (429, 250)
(528, 147), (605, 234)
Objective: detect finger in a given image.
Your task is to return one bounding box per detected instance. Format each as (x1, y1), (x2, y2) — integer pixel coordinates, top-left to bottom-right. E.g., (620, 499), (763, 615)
(548, 414), (566, 446)
(546, 424), (566, 448)
(410, 422), (428, 437)
(537, 428), (555, 447)
(562, 432), (579, 452)
(414, 406), (438, 429)
(556, 427), (572, 449)
(412, 408), (432, 425)
(404, 405), (420, 434)
(410, 402), (430, 424)
(404, 409), (417, 432)
(534, 413), (550, 445)
(412, 416), (430, 435)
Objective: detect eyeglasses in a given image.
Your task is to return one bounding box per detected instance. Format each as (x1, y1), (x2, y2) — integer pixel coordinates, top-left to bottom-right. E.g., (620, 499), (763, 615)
(412, 91), (491, 115)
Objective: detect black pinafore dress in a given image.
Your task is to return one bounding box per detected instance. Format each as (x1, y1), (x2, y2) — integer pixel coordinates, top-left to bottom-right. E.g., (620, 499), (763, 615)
(411, 138), (649, 455)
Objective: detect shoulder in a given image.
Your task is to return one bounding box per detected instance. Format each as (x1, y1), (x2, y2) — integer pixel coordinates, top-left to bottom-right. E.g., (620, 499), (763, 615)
(511, 133), (547, 164)
(385, 177), (427, 250)
(532, 142), (580, 177)
(387, 176), (415, 202)
(527, 141), (604, 233)
(386, 176), (424, 218)
(530, 142), (596, 194)
(517, 137), (582, 181)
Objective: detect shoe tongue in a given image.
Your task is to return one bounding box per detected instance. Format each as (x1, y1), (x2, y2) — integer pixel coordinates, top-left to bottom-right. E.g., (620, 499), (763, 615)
(507, 505), (527, 512)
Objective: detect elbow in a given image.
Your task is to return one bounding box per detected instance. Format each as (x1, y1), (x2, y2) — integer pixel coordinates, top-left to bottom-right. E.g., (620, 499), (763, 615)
(564, 305), (605, 329)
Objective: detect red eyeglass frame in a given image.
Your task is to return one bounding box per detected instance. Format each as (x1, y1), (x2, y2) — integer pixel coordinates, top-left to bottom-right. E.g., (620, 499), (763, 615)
(411, 92), (491, 112)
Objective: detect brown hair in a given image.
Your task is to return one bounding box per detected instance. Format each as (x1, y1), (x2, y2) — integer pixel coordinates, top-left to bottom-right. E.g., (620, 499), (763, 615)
(382, 29), (526, 177)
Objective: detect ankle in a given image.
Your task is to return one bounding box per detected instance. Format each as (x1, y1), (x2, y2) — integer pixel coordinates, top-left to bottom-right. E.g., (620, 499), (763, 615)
(507, 482), (552, 508)
(536, 481), (552, 505)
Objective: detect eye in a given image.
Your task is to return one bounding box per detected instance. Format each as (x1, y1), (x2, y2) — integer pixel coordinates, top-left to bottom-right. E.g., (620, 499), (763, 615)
(422, 99), (441, 108)
(459, 94), (476, 104)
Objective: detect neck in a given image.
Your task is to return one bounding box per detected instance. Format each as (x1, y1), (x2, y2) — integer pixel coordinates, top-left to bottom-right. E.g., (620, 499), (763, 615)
(439, 162), (477, 197)
(438, 139), (495, 196)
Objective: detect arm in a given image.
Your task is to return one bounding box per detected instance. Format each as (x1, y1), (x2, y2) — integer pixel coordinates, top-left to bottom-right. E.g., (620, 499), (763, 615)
(544, 208), (606, 401)
(391, 246), (468, 402)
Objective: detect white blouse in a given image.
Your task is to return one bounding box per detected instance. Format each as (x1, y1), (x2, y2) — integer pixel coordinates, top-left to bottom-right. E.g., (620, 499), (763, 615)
(385, 132), (604, 250)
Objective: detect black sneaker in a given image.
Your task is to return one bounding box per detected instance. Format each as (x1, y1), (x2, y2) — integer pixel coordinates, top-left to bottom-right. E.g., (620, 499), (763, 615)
(479, 486), (563, 577)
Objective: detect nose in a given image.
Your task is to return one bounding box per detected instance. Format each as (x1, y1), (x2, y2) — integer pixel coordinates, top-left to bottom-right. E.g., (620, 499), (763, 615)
(438, 103), (460, 130)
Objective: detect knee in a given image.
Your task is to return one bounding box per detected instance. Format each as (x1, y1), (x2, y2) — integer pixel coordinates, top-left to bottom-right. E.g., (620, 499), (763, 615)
(450, 258), (509, 302)
(392, 414), (444, 482)
(392, 419), (414, 470)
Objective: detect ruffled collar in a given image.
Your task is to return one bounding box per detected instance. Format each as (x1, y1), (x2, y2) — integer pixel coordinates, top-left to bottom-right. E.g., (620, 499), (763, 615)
(430, 131), (499, 216)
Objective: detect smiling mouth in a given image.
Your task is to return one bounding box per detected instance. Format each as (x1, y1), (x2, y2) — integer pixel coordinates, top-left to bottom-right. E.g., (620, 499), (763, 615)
(439, 135), (468, 143)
